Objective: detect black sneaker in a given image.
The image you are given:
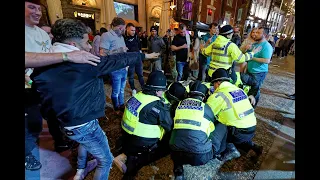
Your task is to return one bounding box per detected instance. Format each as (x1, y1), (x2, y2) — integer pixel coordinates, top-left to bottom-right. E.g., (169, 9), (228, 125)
(25, 154), (42, 171)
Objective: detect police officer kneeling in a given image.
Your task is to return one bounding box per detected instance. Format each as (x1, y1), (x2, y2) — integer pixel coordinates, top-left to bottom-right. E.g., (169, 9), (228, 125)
(170, 80), (228, 180)
(206, 68), (263, 162)
(115, 71), (173, 179)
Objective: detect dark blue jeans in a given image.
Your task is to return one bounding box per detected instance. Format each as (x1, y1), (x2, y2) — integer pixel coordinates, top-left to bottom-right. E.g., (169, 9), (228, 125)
(25, 104), (42, 157)
(64, 120), (113, 179)
(226, 125), (256, 153)
(176, 61), (189, 81)
(110, 68), (127, 109)
(209, 122), (228, 155)
(197, 54), (208, 81)
(240, 72), (267, 108)
(128, 58), (144, 90)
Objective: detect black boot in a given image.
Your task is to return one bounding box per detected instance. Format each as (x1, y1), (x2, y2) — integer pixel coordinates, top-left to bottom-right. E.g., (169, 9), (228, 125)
(218, 143), (240, 162)
(251, 143), (263, 156)
(174, 165), (184, 180)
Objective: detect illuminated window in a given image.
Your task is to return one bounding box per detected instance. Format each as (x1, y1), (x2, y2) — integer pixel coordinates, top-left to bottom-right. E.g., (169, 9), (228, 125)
(227, 0), (233, 7)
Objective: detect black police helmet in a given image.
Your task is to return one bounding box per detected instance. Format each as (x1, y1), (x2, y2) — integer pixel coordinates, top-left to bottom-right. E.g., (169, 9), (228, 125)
(189, 80), (208, 97)
(211, 68), (231, 83)
(219, 25), (234, 35)
(144, 71), (167, 91)
(166, 82), (186, 101)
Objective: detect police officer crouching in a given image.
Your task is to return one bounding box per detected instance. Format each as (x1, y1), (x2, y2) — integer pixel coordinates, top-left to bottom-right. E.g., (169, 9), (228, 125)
(114, 71), (173, 180)
(170, 80), (228, 180)
(206, 68), (263, 162)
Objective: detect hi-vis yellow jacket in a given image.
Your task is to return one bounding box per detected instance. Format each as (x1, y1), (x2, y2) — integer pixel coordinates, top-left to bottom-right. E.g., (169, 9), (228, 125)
(206, 81), (256, 128)
(201, 35), (254, 77)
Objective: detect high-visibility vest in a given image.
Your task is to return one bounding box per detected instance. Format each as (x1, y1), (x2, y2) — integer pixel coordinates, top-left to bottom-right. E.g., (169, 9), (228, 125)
(174, 98), (215, 137)
(234, 72), (251, 94)
(202, 35), (254, 77)
(208, 82), (256, 128)
(122, 92), (165, 140)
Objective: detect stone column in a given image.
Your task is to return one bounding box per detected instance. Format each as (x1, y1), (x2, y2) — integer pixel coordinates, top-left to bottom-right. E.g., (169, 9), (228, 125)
(46, 0), (64, 25)
(138, 0), (147, 31)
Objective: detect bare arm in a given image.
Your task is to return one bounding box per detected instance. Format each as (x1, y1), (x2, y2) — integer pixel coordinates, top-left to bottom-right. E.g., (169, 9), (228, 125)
(25, 51), (101, 68)
(99, 47), (127, 56)
(171, 44), (187, 51)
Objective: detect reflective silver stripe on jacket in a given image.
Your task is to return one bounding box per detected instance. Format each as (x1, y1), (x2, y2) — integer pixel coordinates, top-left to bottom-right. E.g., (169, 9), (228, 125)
(237, 53), (243, 61)
(238, 108), (254, 118)
(175, 119), (201, 126)
(122, 121), (134, 132)
(215, 92), (232, 110)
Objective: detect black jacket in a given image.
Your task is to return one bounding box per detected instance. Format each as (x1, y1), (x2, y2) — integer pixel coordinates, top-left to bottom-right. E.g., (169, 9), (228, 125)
(123, 33), (141, 52)
(31, 52), (144, 127)
(123, 92), (173, 154)
(169, 97), (216, 154)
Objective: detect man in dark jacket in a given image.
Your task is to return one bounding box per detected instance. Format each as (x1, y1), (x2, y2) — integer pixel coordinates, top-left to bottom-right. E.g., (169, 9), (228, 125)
(31, 18), (158, 180)
(124, 23), (144, 96)
(114, 71), (173, 179)
(169, 80), (228, 179)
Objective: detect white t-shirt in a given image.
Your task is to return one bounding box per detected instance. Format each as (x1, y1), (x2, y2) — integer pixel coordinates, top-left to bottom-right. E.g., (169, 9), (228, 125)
(25, 25), (52, 88)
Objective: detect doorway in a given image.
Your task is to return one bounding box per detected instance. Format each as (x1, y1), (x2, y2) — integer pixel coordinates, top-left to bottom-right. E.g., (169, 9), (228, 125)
(76, 17), (96, 33)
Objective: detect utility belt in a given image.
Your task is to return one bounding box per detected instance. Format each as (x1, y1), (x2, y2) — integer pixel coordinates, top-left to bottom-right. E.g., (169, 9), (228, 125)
(227, 125), (256, 136)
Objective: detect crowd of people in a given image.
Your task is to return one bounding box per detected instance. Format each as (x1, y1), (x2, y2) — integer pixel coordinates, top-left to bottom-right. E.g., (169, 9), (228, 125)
(25, 0), (289, 179)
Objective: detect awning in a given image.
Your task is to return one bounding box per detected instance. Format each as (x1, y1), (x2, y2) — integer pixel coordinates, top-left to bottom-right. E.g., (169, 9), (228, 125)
(125, 19), (142, 27)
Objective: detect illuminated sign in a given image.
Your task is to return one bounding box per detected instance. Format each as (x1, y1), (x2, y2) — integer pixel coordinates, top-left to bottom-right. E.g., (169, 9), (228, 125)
(74, 11), (94, 19)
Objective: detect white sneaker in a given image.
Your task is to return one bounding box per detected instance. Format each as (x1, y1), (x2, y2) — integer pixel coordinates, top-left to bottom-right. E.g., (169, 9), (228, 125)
(132, 89), (137, 96)
(73, 159), (98, 180)
(113, 153), (127, 173)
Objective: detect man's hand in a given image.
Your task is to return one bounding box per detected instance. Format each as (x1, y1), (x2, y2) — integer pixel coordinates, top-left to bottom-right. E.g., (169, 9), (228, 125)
(145, 52), (160, 59)
(206, 37), (212, 45)
(248, 95), (256, 106)
(245, 44), (252, 51)
(252, 46), (262, 54)
(181, 44), (188, 49)
(68, 51), (101, 66)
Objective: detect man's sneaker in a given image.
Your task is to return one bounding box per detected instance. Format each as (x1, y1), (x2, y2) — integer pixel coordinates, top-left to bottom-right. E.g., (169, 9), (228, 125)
(113, 153), (127, 173)
(174, 165), (184, 180)
(73, 159), (98, 180)
(218, 143), (241, 162)
(252, 144), (263, 156)
(25, 154), (42, 171)
(132, 89), (137, 96)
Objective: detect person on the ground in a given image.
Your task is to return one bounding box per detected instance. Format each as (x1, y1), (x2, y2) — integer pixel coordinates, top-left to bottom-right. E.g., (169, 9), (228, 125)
(171, 23), (189, 81)
(124, 23), (144, 96)
(100, 17), (128, 113)
(198, 22), (219, 81)
(114, 71), (173, 179)
(147, 26), (166, 71)
(91, 27), (108, 56)
(31, 18), (158, 180)
(200, 25), (259, 83)
(206, 68), (263, 162)
(170, 80), (228, 179)
(240, 27), (273, 108)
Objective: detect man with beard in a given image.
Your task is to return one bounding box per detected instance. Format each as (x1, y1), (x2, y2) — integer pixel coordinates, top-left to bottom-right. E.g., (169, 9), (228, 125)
(240, 27), (273, 108)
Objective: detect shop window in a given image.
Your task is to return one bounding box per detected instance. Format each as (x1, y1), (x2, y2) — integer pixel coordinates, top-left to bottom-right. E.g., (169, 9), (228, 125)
(227, 0), (233, 7)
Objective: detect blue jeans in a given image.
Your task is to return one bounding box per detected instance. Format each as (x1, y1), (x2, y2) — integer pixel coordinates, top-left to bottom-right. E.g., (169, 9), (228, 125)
(197, 54), (208, 81)
(128, 58), (144, 90)
(176, 61), (189, 81)
(64, 120), (113, 180)
(240, 72), (267, 108)
(110, 68), (127, 109)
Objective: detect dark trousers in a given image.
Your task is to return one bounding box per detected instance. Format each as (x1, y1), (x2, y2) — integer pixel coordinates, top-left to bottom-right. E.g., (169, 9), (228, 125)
(226, 126), (256, 153)
(209, 122), (228, 155)
(122, 134), (171, 179)
(25, 104), (42, 157)
(128, 59), (144, 90)
(240, 72), (267, 108)
(44, 109), (66, 145)
(197, 54), (208, 81)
